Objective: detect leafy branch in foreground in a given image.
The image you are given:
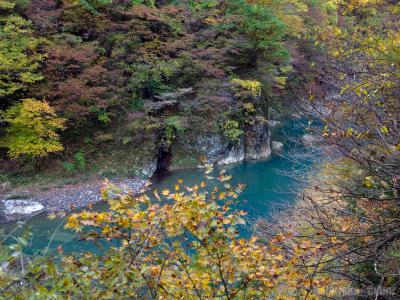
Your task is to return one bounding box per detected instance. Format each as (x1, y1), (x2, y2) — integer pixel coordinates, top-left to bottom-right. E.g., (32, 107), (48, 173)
(0, 172), (346, 299)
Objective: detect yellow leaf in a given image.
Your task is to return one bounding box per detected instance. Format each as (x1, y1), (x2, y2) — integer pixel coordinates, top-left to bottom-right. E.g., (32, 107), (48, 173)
(380, 126), (389, 134)
(154, 190), (160, 201)
(275, 254), (284, 261)
(223, 218), (230, 225)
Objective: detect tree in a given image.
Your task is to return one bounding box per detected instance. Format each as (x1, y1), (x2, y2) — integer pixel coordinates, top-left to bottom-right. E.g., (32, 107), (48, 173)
(252, 0), (308, 35)
(225, 0), (288, 65)
(42, 40), (111, 125)
(2, 99), (66, 158)
(0, 0), (15, 10)
(66, 0), (113, 15)
(271, 0), (400, 295)
(0, 15), (44, 106)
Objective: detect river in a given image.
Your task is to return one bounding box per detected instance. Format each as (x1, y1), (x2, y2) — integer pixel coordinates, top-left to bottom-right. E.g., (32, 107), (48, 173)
(3, 118), (315, 255)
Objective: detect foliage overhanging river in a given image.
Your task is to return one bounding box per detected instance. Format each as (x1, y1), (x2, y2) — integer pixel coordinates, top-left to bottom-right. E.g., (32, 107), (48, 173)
(3, 118), (316, 255)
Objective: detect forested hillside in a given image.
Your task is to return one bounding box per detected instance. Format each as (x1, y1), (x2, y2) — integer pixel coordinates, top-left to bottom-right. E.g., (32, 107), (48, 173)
(1, 0), (399, 299)
(1, 0), (309, 184)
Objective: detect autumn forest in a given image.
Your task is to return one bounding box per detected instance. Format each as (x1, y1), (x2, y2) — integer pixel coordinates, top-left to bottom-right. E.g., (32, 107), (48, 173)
(0, 0), (399, 299)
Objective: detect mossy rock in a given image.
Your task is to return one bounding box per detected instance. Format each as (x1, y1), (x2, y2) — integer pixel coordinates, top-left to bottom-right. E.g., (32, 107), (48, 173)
(169, 148), (203, 170)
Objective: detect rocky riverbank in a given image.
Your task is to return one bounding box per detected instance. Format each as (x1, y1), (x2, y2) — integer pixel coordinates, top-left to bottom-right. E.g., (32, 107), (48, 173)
(0, 178), (149, 223)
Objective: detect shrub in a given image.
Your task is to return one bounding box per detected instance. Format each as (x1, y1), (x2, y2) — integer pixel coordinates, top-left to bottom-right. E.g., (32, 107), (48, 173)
(128, 60), (183, 101)
(220, 120), (243, 142)
(188, 0), (219, 10)
(231, 78), (262, 100)
(165, 116), (185, 133)
(163, 116), (185, 147)
(89, 106), (111, 124)
(78, 0), (112, 15)
(95, 133), (114, 144)
(2, 99), (66, 159)
(73, 151), (86, 170)
(131, 0), (155, 8)
(63, 162), (75, 173)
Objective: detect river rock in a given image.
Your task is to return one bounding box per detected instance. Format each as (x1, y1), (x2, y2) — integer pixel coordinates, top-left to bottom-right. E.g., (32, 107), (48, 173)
(2, 200), (44, 215)
(271, 141), (284, 153)
(142, 159), (158, 177)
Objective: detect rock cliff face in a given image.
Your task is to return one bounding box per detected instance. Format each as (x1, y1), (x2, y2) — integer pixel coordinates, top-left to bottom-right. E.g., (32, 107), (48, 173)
(138, 87), (272, 177)
(217, 142), (245, 165)
(244, 121), (271, 160)
(172, 117), (271, 169)
(194, 134), (245, 165)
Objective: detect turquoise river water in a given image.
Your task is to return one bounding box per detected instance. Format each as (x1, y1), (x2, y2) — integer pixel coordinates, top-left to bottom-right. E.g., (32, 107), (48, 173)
(3, 119), (316, 255)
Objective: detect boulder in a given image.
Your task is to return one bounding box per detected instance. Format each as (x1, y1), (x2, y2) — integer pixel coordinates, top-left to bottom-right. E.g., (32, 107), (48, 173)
(0, 261), (10, 273)
(271, 141), (284, 153)
(141, 159), (158, 177)
(176, 132), (245, 166)
(2, 199), (44, 215)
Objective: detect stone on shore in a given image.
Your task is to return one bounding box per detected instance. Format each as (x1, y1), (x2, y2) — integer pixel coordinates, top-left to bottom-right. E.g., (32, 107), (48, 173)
(2, 200), (44, 215)
(271, 141), (284, 153)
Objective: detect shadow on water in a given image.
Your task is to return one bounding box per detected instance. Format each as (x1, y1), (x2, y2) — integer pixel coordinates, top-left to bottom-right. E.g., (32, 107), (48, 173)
(2, 118), (315, 255)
